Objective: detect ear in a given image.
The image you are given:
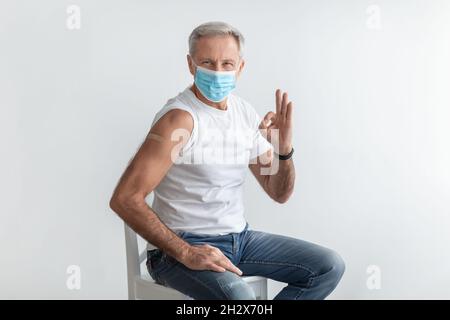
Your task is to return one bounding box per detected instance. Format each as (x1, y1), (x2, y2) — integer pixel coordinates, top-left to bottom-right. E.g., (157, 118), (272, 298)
(235, 59), (245, 79)
(187, 55), (195, 76)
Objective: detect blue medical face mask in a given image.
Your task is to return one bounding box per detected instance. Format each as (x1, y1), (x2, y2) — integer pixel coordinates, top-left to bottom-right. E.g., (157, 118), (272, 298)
(193, 64), (237, 103)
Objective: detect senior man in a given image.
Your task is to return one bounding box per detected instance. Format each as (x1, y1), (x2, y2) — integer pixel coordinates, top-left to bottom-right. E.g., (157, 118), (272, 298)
(110, 21), (345, 300)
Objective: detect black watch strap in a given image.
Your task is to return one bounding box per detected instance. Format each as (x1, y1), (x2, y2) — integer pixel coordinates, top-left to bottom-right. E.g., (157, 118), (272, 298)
(275, 147), (294, 160)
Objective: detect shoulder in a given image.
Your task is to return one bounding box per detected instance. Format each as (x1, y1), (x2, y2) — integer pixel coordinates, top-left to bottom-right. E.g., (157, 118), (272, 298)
(147, 89), (198, 153)
(153, 107), (194, 134)
(151, 110), (193, 143)
(152, 88), (197, 130)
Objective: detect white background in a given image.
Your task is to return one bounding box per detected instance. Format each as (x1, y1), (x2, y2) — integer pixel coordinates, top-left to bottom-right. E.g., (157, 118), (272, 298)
(1, 0), (450, 299)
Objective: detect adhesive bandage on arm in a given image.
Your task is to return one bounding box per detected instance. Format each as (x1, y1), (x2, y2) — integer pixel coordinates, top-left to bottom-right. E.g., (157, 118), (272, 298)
(146, 132), (165, 143)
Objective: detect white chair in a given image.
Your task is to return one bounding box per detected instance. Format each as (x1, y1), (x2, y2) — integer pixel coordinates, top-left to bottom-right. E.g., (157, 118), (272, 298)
(124, 223), (268, 300)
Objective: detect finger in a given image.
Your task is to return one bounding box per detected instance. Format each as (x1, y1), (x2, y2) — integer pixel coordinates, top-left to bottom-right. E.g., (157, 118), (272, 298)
(219, 258), (243, 276)
(260, 112), (276, 140)
(258, 148), (273, 167)
(259, 113), (276, 140)
(276, 89), (282, 115)
(262, 111), (276, 127)
(225, 263), (243, 276)
(280, 92), (288, 116)
(267, 123), (276, 140)
(209, 263), (226, 273)
(286, 101), (293, 122)
(259, 116), (269, 129)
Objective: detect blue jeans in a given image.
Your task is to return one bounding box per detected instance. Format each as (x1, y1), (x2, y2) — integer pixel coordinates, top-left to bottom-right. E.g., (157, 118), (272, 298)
(146, 222), (345, 300)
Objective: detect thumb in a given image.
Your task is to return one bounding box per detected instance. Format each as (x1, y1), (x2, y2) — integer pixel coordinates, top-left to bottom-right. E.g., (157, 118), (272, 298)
(259, 111), (276, 129)
(259, 118), (269, 129)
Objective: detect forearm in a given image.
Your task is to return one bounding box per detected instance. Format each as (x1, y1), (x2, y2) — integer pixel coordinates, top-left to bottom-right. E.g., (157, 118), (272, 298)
(266, 157), (295, 203)
(110, 198), (190, 260)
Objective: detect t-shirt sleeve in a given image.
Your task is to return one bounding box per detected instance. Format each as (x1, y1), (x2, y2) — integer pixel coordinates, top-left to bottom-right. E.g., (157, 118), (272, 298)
(246, 103), (274, 161)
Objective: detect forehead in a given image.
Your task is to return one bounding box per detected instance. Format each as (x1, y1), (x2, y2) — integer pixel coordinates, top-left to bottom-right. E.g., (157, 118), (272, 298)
(194, 35), (240, 61)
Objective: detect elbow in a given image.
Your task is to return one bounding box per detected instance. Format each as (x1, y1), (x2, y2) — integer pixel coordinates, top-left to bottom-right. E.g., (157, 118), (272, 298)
(109, 191), (145, 216)
(273, 189), (294, 204)
(109, 193), (125, 217)
(274, 195), (289, 204)
(109, 195), (122, 214)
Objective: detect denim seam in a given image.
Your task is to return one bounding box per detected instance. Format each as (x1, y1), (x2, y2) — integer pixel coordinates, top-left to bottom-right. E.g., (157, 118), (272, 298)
(293, 276), (314, 299)
(293, 266), (339, 299)
(238, 259), (317, 277)
(306, 265), (338, 285)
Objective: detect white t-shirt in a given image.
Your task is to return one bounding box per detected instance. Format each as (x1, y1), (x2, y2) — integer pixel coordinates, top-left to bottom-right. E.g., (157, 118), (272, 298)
(147, 86), (273, 248)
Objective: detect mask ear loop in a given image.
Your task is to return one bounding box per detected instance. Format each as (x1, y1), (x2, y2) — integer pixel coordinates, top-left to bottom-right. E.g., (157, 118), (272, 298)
(190, 59), (199, 76)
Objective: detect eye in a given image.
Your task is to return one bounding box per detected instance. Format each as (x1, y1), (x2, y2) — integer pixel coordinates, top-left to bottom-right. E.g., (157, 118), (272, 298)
(223, 62), (235, 70)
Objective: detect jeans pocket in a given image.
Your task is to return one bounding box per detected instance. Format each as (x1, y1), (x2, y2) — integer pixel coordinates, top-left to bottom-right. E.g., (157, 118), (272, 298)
(147, 249), (176, 286)
(147, 250), (165, 275)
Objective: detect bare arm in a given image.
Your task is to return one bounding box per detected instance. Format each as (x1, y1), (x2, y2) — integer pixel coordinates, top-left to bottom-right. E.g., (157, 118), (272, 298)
(109, 109), (193, 261)
(249, 151), (295, 203)
(109, 109), (242, 275)
(248, 89), (295, 203)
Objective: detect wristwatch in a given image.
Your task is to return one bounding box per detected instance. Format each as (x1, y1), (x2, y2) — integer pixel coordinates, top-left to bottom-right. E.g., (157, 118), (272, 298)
(274, 147), (294, 160)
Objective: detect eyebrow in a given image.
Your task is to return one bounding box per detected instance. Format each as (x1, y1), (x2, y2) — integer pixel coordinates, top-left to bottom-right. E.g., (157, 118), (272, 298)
(199, 58), (237, 63)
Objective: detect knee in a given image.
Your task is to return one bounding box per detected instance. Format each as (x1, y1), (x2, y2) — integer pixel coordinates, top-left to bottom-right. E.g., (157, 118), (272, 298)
(217, 276), (257, 300)
(229, 282), (257, 300)
(319, 249), (346, 284)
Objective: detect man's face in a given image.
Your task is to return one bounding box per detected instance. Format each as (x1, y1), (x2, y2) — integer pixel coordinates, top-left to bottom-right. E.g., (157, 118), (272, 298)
(188, 35), (244, 77)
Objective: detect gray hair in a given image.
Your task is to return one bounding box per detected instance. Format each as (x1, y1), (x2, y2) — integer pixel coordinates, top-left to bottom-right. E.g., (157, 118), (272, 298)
(188, 21), (245, 58)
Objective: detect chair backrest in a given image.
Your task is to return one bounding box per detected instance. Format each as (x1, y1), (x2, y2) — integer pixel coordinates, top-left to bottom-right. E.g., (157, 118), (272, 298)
(124, 223), (148, 299)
